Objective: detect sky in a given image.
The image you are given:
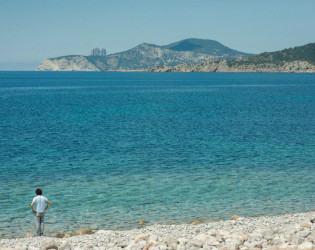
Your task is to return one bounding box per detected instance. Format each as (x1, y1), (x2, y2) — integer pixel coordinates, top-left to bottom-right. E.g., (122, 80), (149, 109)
(1, 0), (315, 70)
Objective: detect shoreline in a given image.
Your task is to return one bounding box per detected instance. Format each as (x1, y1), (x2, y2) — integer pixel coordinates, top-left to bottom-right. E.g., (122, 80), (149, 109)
(1, 211), (314, 250)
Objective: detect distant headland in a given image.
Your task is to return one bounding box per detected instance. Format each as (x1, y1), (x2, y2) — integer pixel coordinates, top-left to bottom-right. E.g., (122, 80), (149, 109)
(37, 38), (315, 73)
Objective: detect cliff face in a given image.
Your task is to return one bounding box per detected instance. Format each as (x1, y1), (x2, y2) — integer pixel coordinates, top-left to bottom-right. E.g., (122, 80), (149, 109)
(37, 39), (252, 71)
(149, 60), (315, 73)
(37, 56), (100, 71)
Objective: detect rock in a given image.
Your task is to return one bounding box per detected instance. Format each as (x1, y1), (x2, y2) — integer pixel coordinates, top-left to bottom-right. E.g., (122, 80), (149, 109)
(143, 242), (154, 250)
(95, 230), (112, 234)
(138, 219), (147, 227)
(271, 234), (286, 245)
(89, 48), (106, 56)
(280, 225), (297, 236)
(134, 234), (148, 243)
(137, 240), (147, 249)
(41, 240), (58, 250)
(211, 241), (220, 246)
(262, 228), (274, 240)
(251, 230), (264, 240)
(279, 243), (289, 249)
(24, 233), (34, 237)
(29, 247), (40, 250)
(232, 232), (249, 241)
(230, 215), (241, 220)
(101, 48), (107, 56)
(116, 242), (128, 248)
(106, 243), (116, 248)
(298, 241), (313, 250)
(295, 223), (304, 231)
(218, 230), (230, 239)
(64, 233), (72, 238)
(127, 240), (136, 247)
(287, 246), (299, 250)
(186, 239), (203, 248)
(296, 228), (311, 238)
(157, 244), (167, 250)
(278, 244), (298, 249)
(244, 240), (262, 249)
(177, 244), (186, 250)
(292, 236), (305, 245)
(191, 219), (202, 225)
(15, 245), (28, 250)
(59, 242), (71, 250)
(307, 231), (315, 242)
(177, 237), (189, 245)
(149, 234), (158, 242)
(164, 237), (178, 248)
(74, 228), (92, 235)
(301, 221), (311, 228)
(194, 234), (216, 244)
(207, 230), (217, 237)
(225, 236), (245, 249)
(149, 247), (159, 250)
(54, 233), (65, 238)
(202, 244), (212, 250)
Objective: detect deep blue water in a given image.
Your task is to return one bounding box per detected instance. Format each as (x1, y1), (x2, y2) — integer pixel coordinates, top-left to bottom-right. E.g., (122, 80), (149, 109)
(0, 72), (314, 237)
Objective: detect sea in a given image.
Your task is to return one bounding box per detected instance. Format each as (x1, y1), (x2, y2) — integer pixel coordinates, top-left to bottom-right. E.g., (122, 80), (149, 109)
(0, 72), (314, 238)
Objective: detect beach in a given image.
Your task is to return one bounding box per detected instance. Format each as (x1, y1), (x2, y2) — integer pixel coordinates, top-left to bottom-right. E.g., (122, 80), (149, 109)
(0, 211), (314, 250)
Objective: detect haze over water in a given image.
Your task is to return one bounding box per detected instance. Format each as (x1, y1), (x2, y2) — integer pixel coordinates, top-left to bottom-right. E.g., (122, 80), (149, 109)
(0, 72), (314, 238)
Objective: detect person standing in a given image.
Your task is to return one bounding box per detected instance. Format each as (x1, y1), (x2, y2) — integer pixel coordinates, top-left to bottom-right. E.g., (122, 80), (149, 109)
(30, 189), (51, 236)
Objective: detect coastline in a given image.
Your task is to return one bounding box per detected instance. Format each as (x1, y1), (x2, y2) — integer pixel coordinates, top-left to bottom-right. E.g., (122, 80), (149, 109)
(1, 211), (314, 250)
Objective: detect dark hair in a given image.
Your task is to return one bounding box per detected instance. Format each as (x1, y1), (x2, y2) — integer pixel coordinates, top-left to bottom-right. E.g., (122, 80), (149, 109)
(36, 189), (42, 195)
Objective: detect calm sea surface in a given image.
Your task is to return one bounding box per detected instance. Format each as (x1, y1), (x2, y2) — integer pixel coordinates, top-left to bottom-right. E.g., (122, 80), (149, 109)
(0, 72), (314, 237)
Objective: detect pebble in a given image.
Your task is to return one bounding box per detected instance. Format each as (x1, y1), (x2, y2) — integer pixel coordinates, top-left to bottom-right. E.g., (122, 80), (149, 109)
(298, 241), (313, 250)
(73, 229), (92, 235)
(0, 211), (314, 250)
(40, 239), (58, 250)
(230, 215), (241, 220)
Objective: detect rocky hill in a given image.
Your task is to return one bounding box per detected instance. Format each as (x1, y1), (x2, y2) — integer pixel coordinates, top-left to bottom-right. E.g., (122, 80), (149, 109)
(37, 39), (252, 71)
(162, 38), (252, 58)
(148, 43), (315, 73)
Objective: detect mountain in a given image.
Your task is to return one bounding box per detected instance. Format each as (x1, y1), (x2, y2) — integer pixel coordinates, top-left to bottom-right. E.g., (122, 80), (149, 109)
(148, 43), (315, 73)
(162, 38), (252, 58)
(37, 39), (252, 71)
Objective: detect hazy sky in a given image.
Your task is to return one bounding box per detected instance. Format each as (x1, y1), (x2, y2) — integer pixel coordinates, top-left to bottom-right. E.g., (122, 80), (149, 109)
(1, 0), (315, 69)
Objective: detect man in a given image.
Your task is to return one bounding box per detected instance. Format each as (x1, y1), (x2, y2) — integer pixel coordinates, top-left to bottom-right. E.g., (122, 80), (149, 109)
(30, 188), (51, 236)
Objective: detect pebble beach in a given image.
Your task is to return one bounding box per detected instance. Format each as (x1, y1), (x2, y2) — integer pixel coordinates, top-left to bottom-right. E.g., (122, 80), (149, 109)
(1, 211), (314, 250)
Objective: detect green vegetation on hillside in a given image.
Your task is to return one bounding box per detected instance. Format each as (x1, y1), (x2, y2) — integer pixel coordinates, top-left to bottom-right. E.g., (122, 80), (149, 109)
(227, 43), (315, 67)
(162, 38), (252, 58)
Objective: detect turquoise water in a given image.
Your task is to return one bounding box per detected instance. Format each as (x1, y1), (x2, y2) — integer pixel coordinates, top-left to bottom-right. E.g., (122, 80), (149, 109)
(0, 72), (314, 238)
